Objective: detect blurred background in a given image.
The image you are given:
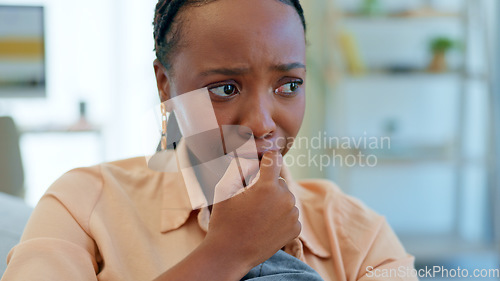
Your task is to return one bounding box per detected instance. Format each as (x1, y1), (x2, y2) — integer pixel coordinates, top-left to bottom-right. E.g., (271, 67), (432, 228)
(0, 0), (499, 279)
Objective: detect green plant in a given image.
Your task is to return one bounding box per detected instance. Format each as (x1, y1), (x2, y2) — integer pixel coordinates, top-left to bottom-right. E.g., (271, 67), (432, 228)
(430, 37), (455, 53)
(361, 0), (382, 16)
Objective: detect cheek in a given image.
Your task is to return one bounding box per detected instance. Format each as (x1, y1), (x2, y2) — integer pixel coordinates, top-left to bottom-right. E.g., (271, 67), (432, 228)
(281, 96), (306, 136)
(275, 97), (305, 154)
(212, 103), (238, 126)
(211, 95), (306, 135)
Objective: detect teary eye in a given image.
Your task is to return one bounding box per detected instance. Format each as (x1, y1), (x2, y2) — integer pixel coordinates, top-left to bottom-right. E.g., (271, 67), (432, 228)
(275, 80), (303, 96)
(209, 84), (238, 97)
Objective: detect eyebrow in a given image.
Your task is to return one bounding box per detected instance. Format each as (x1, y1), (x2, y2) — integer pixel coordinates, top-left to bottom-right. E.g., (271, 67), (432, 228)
(199, 62), (306, 77)
(271, 62), (306, 72)
(199, 67), (250, 77)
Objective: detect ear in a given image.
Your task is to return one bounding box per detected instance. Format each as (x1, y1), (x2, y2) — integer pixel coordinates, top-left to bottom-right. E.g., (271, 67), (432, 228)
(153, 59), (171, 103)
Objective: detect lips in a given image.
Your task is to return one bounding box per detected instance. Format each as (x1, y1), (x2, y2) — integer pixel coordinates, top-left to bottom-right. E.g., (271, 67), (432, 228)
(226, 149), (281, 161)
(225, 138), (284, 161)
(257, 148), (282, 161)
(230, 151), (258, 160)
(254, 138), (285, 161)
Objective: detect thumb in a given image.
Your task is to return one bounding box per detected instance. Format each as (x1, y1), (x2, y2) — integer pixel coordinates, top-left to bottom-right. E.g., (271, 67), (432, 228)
(259, 151), (282, 182)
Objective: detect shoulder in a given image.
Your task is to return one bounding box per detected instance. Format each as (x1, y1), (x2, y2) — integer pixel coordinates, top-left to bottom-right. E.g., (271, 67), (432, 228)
(294, 179), (413, 279)
(43, 157), (150, 221)
(47, 156), (154, 194)
(98, 156), (152, 184)
(295, 178), (381, 226)
(294, 178), (401, 253)
(45, 162), (104, 208)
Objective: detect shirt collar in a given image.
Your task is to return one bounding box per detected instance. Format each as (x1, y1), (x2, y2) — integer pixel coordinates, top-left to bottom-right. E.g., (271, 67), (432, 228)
(159, 154), (331, 259)
(281, 165), (331, 259)
(158, 138), (214, 232)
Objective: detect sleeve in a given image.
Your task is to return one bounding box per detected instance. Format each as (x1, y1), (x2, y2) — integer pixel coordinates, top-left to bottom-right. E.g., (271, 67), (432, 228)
(356, 218), (418, 281)
(1, 167), (103, 281)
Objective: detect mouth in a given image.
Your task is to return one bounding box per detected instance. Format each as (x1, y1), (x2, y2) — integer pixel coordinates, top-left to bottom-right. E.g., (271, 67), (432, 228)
(229, 151), (259, 161)
(226, 149), (281, 161)
(257, 152), (266, 161)
(257, 149), (283, 161)
(224, 139), (284, 162)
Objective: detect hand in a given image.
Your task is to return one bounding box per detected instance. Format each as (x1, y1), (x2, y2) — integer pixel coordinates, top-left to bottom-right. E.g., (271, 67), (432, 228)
(203, 150), (301, 271)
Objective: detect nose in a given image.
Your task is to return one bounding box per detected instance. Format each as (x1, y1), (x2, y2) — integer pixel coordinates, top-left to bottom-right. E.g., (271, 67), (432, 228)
(238, 92), (276, 139)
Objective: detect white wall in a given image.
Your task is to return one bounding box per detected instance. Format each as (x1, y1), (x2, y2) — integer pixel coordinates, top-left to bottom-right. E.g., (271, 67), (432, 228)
(0, 0), (160, 205)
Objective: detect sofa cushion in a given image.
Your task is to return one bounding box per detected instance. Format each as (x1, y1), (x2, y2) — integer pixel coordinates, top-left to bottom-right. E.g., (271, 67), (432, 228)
(0, 192), (32, 276)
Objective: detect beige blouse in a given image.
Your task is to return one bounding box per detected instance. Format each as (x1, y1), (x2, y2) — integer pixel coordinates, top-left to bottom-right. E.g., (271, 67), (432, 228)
(2, 157), (417, 281)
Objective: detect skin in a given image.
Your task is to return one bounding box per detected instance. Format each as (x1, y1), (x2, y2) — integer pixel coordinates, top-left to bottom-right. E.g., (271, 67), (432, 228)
(152, 0), (306, 280)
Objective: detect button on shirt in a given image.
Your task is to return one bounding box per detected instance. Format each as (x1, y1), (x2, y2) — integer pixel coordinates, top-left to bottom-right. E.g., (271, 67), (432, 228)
(2, 157), (417, 281)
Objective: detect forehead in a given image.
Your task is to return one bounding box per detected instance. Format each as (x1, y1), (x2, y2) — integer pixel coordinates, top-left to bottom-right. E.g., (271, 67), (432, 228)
(172, 0), (306, 73)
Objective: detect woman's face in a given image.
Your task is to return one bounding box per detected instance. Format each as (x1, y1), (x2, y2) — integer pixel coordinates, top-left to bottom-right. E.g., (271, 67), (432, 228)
(154, 0), (306, 160)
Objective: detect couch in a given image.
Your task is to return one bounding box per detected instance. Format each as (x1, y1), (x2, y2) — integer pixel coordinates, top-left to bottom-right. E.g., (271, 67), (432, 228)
(0, 192), (33, 276)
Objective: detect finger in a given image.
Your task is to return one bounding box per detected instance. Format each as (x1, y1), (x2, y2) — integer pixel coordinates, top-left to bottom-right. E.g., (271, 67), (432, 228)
(259, 151), (282, 182)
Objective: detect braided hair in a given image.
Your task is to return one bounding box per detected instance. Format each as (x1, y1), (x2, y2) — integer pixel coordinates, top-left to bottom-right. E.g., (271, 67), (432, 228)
(153, 0), (306, 70)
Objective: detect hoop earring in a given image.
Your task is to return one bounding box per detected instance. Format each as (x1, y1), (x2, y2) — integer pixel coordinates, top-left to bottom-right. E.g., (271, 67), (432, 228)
(161, 103), (167, 151)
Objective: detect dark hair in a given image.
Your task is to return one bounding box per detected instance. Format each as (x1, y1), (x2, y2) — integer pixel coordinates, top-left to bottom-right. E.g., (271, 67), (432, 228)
(153, 0), (306, 70)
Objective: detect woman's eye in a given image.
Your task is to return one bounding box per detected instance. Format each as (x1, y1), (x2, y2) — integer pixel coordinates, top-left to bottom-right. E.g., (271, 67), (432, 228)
(209, 84), (239, 98)
(275, 81), (303, 95)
